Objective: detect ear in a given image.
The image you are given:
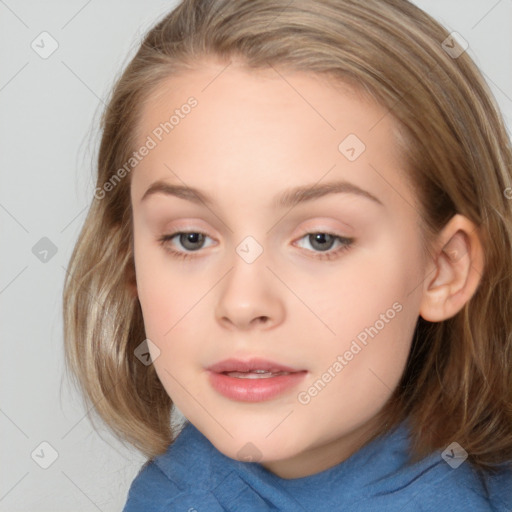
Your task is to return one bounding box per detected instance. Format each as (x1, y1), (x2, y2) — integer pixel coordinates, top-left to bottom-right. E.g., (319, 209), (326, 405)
(419, 214), (484, 322)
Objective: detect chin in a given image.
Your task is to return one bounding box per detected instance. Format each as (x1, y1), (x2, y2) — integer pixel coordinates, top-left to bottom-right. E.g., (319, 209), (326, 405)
(207, 427), (302, 465)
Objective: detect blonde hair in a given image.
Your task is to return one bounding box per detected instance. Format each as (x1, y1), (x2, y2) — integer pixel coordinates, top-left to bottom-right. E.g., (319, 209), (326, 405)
(63, 0), (512, 471)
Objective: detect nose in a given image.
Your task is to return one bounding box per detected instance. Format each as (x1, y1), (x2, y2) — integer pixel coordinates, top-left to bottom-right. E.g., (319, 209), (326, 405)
(214, 248), (285, 331)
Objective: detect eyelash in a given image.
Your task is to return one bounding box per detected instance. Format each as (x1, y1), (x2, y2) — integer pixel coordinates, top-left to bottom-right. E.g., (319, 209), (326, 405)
(157, 230), (354, 261)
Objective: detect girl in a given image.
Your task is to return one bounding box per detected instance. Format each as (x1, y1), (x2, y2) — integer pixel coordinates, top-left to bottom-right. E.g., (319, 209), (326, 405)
(62, 0), (512, 510)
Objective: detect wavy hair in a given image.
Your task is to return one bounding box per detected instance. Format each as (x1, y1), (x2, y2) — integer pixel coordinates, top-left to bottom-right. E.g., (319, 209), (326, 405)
(62, 0), (512, 471)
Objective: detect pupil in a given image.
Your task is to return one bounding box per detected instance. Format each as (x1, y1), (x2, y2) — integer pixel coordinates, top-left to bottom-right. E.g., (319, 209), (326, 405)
(310, 233), (334, 251)
(181, 232), (204, 250)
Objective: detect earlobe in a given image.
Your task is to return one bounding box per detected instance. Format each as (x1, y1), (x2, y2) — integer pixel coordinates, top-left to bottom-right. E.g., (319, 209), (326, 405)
(419, 214), (484, 322)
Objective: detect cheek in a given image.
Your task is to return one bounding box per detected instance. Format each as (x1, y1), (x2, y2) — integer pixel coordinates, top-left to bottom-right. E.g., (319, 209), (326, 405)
(133, 240), (180, 350)
(133, 226), (195, 329)
(300, 235), (422, 400)
(308, 234), (420, 342)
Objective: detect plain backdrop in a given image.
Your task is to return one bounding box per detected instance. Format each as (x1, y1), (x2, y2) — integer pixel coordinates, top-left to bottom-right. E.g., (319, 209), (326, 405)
(1, 1), (511, 510)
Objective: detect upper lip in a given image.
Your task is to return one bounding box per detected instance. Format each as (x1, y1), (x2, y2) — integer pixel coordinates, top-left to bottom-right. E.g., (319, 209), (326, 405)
(207, 358), (303, 373)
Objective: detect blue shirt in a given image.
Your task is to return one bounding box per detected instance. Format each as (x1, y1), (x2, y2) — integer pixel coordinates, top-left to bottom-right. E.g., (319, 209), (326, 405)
(122, 419), (512, 511)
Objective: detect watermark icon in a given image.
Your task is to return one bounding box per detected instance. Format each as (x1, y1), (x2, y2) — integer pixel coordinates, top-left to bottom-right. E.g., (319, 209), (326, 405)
(94, 97), (198, 200)
(442, 231), (468, 263)
(441, 441), (468, 469)
(504, 187), (512, 200)
(32, 237), (58, 263)
(237, 442), (263, 462)
(31, 441), (59, 469)
(441, 31), (468, 59)
(31, 31), (59, 59)
(236, 236), (264, 264)
(134, 338), (161, 365)
(338, 133), (366, 162)
(297, 301), (403, 405)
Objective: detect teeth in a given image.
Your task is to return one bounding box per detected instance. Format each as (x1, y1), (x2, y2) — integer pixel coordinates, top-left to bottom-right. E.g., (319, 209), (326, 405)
(225, 370), (290, 379)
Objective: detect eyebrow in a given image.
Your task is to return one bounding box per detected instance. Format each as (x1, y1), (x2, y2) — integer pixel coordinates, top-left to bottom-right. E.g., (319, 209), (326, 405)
(140, 179), (384, 209)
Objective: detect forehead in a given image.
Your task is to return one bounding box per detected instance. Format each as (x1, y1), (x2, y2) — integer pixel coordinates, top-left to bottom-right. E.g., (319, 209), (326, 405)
(131, 62), (415, 213)
(136, 63), (388, 146)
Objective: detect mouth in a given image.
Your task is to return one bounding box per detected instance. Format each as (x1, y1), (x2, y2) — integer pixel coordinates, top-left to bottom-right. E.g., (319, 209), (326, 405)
(221, 369), (293, 379)
(206, 358), (307, 402)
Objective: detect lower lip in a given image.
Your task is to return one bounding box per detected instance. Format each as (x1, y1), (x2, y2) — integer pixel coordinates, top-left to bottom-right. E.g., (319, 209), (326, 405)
(207, 370), (307, 402)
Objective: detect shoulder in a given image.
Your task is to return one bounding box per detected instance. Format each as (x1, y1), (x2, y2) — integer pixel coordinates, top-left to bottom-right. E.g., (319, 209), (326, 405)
(122, 422), (230, 511)
(412, 460), (512, 512)
(359, 423), (512, 512)
(122, 460), (180, 512)
(377, 449), (512, 512)
(122, 461), (226, 511)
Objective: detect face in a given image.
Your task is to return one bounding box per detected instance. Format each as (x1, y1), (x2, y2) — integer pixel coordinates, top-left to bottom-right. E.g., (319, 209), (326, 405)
(130, 59), (428, 478)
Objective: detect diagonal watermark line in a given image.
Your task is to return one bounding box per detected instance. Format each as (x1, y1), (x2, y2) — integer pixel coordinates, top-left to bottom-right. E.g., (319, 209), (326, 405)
(83, 427), (130, 461)
(201, 61), (233, 93)
(0, 265), (28, 295)
(262, 0), (295, 31)
(368, 162), (442, 266)
(368, 93), (407, 132)
(61, 0), (93, 30)
(265, 265), (336, 335)
(60, 265), (114, 316)
(61, 471), (104, 511)
(268, 64), (336, 130)
(0, 202), (29, 233)
(480, 69), (512, 106)
(265, 410), (294, 438)
(0, 408), (29, 438)
(404, 266), (437, 300)
(0, 0), (29, 28)
(368, 367), (392, 391)
(0, 62), (29, 93)
(61, 61), (107, 107)
(406, 203), (489, 301)
(163, 163), (232, 232)
(0, 472), (29, 502)
(163, 267), (234, 337)
(367, 163), (418, 214)
(399, 204), (489, 358)
(471, 0), (503, 29)
(61, 380), (121, 440)
(0, 201), (29, 233)
(163, 368), (233, 438)
(60, 205), (88, 233)
(369, 63), (441, 132)
(367, 162), (440, 266)
(266, 164), (337, 235)
(460, 207), (489, 281)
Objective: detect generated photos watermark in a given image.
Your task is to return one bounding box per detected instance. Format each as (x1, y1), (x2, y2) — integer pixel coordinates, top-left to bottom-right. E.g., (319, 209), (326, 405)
(94, 96), (198, 200)
(297, 301), (403, 405)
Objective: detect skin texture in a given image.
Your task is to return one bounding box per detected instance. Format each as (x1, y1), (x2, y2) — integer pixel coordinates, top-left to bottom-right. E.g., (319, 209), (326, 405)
(130, 59), (484, 479)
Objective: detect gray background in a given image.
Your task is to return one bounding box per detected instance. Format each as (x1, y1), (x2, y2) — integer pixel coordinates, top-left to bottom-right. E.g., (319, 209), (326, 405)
(1, 1), (511, 510)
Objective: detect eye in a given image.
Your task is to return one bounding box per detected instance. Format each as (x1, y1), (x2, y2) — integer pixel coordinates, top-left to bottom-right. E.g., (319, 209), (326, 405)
(294, 232), (354, 260)
(157, 230), (354, 261)
(157, 231), (214, 260)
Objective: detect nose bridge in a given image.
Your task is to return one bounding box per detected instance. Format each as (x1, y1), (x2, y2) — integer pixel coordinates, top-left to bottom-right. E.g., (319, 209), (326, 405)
(224, 233), (269, 301)
(235, 234), (266, 266)
(214, 232), (284, 329)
